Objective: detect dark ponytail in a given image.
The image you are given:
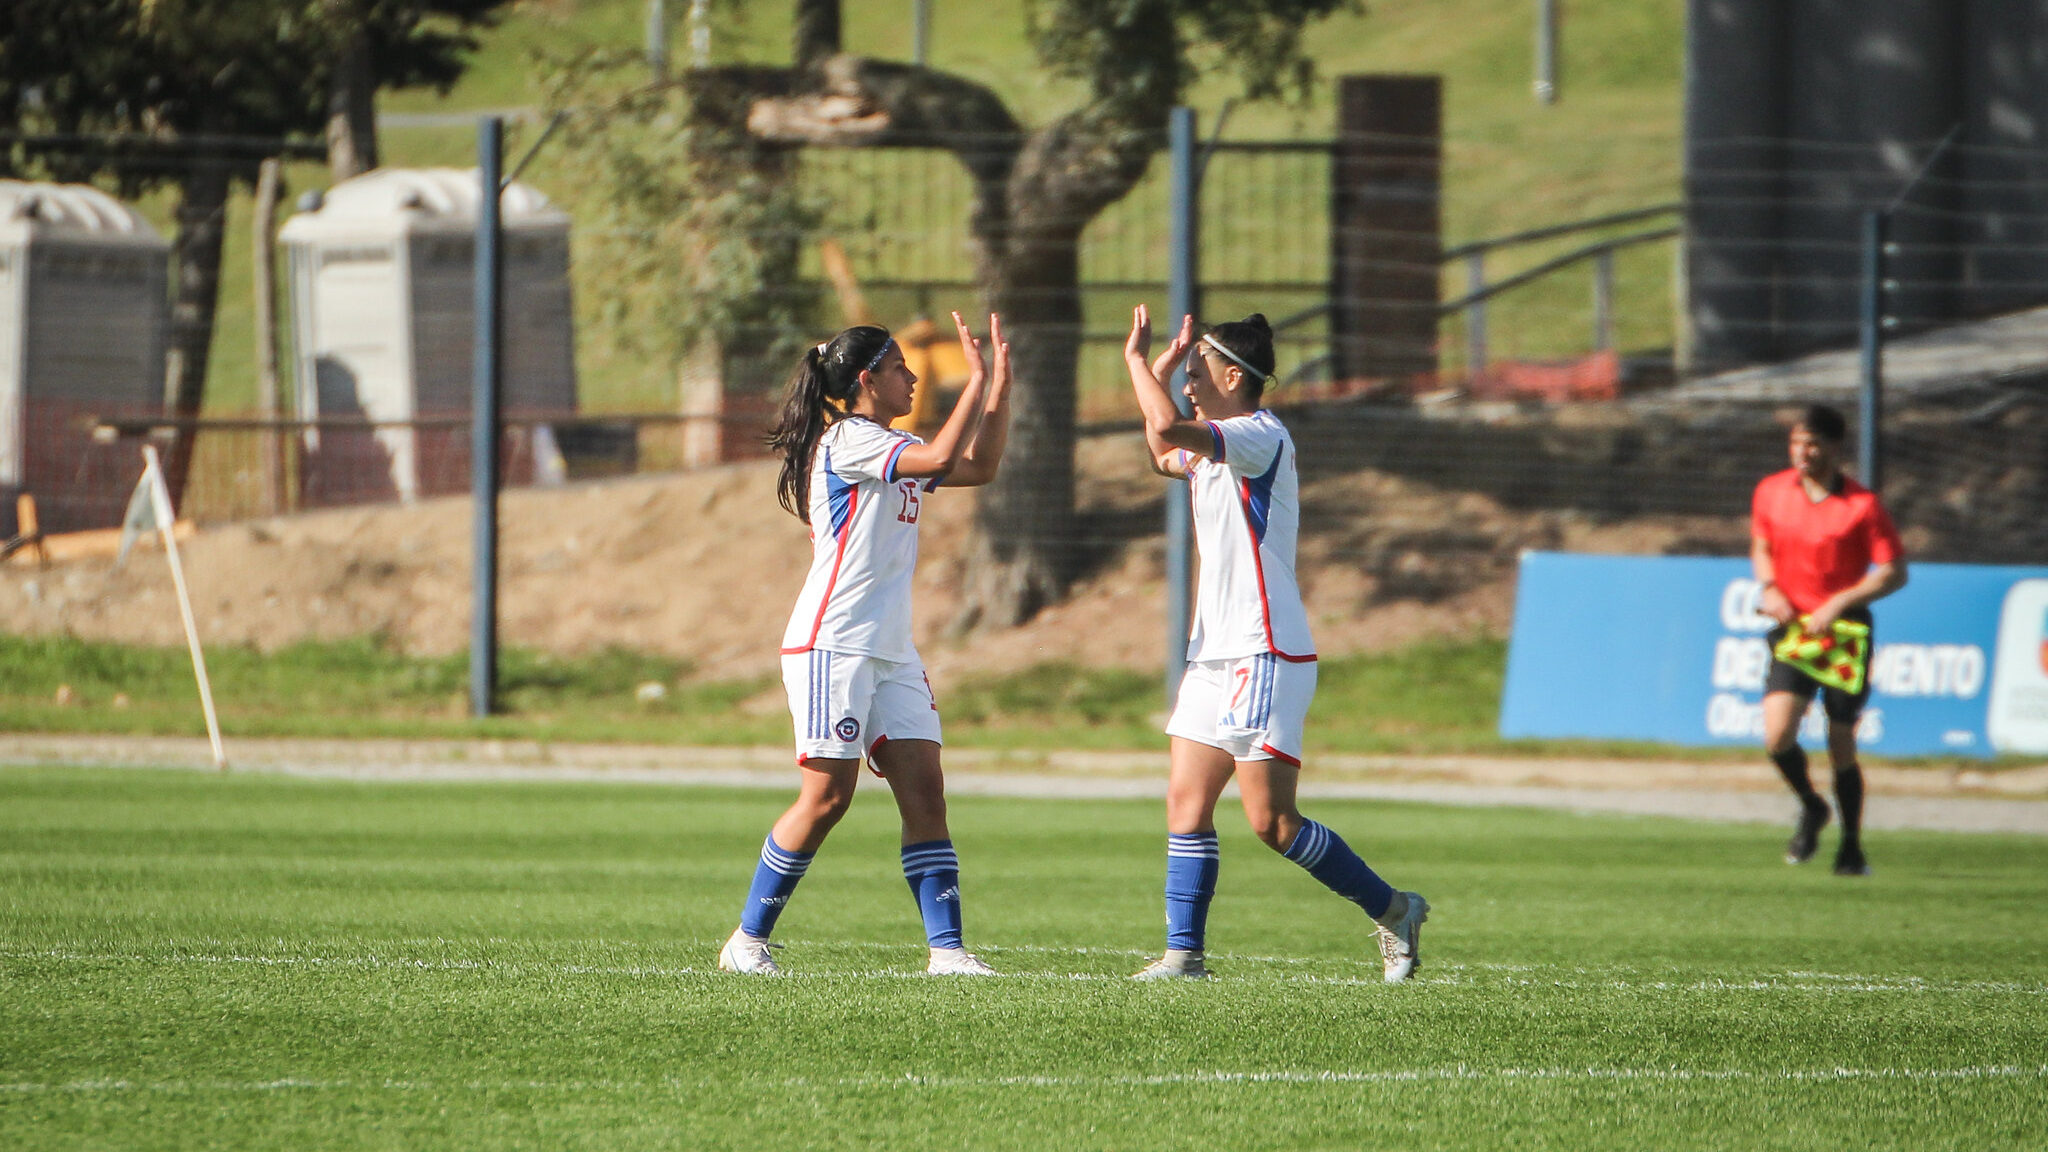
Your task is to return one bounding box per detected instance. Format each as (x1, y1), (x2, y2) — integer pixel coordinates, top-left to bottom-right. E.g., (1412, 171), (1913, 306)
(1204, 313), (1276, 405)
(765, 324), (893, 521)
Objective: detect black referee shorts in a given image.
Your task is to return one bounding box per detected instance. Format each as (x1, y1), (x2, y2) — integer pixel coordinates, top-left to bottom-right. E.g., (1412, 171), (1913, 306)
(1763, 608), (1874, 723)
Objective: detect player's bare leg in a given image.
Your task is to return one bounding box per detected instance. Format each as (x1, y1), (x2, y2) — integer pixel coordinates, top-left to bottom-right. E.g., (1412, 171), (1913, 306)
(722, 758), (862, 974)
(772, 758), (862, 852)
(1763, 691), (1831, 864)
(1239, 757), (1427, 983)
(873, 739), (992, 974)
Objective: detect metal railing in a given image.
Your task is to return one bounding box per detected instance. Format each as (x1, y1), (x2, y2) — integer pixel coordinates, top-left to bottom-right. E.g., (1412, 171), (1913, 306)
(1444, 204), (1682, 372)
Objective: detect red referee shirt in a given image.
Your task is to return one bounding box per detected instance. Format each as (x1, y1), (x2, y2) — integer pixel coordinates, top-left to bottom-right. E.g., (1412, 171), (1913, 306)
(1751, 469), (1904, 614)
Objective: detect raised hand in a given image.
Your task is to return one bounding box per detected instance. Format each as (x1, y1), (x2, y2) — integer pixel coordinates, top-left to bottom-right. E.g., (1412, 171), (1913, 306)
(1151, 312), (1195, 383)
(1126, 303), (1155, 362)
(989, 312), (1011, 391)
(953, 310), (986, 381)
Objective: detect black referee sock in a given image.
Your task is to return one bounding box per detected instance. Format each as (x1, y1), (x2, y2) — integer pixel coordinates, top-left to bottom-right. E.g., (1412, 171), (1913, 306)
(1769, 745), (1819, 802)
(1834, 764), (1865, 850)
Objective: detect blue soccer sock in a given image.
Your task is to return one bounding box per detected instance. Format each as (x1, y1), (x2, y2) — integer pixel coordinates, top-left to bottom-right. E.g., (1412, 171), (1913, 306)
(901, 840), (964, 949)
(1165, 831), (1221, 952)
(1283, 818), (1395, 920)
(738, 834), (813, 939)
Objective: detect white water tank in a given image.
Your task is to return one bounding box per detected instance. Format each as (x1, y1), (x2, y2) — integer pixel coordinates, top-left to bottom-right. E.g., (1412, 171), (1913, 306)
(280, 168), (576, 504)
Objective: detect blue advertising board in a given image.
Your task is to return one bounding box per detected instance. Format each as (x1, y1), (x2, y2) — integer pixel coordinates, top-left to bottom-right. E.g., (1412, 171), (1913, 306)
(1499, 552), (2048, 757)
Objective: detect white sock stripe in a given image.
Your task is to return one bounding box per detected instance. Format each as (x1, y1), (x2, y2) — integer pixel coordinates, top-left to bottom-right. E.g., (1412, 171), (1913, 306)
(761, 839), (813, 876)
(1167, 835), (1221, 860)
(1289, 820), (1329, 867)
(900, 850), (960, 873)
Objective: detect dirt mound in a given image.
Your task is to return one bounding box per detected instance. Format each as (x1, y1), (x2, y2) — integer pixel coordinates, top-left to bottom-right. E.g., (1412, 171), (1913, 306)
(0, 430), (1751, 682)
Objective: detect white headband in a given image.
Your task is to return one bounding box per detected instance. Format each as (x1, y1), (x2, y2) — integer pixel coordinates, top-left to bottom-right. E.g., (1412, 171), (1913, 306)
(1201, 334), (1267, 383)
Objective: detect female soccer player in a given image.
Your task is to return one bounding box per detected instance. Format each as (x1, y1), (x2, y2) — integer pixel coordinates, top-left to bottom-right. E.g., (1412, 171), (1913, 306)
(1121, 304), (1428, 983)
(719, 313), (1012, 976)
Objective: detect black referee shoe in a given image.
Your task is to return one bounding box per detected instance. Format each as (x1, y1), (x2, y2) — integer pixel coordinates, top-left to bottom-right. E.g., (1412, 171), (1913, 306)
(1785, 796), (1831, 865)
(1833, 845), (1871, 877)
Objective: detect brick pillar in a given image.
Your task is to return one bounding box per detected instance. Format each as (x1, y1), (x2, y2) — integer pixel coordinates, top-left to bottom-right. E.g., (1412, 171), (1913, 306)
(1329, 75), (1442, 388)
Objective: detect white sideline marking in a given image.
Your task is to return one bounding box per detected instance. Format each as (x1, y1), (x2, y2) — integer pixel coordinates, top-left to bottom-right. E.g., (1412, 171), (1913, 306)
(5, 946), (2044, 995)
(5, 1065), (2045, 1096)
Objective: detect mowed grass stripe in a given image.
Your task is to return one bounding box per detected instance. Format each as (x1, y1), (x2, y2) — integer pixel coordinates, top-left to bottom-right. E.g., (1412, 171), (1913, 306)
(3, 767), (2045, 1150)
(10, 1063), (2048, 1093)
(6, 945), (2045, 997)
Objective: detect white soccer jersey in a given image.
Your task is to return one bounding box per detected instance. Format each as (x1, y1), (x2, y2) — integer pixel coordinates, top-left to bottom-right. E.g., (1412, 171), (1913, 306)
(779, 416), (937, 661)
(1183, 410), (1317, 663)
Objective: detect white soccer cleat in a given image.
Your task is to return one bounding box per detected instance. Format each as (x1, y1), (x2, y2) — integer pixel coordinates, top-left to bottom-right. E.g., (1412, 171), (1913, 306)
(1131, 949), (1211, 980)
(925, 947), (997, 976)
(717, 928), (781, 975)
(1374, 891), (1430, 984)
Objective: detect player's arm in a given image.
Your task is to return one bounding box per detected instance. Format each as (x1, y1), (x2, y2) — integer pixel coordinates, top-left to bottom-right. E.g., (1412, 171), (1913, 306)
(946, 314), (1012, 488)
(1808, 560), (1908, 634)
(1123, 304), (1210, 477)
(1751, 532), (1795, 624)
(891, 311), (990, 481)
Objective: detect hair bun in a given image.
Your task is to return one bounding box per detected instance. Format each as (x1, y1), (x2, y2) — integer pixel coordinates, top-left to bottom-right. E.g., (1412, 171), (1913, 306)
(1242, 313), (1271, 334)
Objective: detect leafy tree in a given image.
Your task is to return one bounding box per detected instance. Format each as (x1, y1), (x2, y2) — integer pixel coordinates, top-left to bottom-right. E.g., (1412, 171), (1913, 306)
(0, 0), (508, 497)
(746, 0), (1356, 629)
(532, 47), (820, 419)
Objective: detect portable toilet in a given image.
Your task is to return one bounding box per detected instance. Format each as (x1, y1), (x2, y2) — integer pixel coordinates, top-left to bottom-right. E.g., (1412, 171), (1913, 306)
(279, 168), (575, 505)
(0, 180), (169, 534)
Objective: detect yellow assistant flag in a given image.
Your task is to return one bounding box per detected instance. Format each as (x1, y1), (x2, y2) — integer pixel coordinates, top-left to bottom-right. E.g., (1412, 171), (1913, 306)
(1773, 616), (1873, 695)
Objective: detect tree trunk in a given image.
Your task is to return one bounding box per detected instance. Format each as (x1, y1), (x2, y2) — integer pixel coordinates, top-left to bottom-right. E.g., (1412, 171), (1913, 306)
(949, 115), (1162, 631)
(325, 25), (378, 181)
(161, 152), (233, 506)
(793, 0), (840, 73)
(951, 229), (1084, 631)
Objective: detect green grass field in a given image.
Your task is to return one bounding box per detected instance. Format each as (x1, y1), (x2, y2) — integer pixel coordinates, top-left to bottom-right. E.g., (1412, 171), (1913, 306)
(0, 632), (1510, 754)
(3, 766), (2044, 1149)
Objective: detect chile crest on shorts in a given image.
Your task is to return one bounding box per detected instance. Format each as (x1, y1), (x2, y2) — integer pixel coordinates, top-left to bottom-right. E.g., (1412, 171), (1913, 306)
(835, 716), (861, 742)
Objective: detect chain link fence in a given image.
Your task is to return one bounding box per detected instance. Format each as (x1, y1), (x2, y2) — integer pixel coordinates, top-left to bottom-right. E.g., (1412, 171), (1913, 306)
(6, 128), (2047, 586)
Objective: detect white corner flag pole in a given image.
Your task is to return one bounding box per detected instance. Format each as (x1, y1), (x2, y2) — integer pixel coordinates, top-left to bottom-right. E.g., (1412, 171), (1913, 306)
(141, 445), (226, 770)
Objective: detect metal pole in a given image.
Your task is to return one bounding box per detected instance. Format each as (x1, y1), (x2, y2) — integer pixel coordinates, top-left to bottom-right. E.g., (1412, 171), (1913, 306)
(912, 0), (930, 67)
(1165, 105), (1199, 708)
(471, 118), (504, 718)
(1592, 246), (1614, 351)
(646, 0), (668, 80)
(1535, 0), (1558, 104)
(1465, 251), (1487, 379)
(688, 0), (710, 69)
(251, 157), (285, 515)
(1857, 210), (1886, 492)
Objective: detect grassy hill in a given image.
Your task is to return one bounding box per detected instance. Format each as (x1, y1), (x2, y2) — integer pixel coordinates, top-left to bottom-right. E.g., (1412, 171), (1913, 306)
(178, 0), (1682, 456)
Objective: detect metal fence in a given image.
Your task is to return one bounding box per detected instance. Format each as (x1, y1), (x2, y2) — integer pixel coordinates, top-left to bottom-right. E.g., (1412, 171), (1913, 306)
(7, 128), (2048, 584)
(791, 140), (1339, 419)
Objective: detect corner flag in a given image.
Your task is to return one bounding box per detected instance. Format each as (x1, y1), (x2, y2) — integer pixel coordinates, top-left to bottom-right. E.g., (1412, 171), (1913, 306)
(125, 446), (226, 769)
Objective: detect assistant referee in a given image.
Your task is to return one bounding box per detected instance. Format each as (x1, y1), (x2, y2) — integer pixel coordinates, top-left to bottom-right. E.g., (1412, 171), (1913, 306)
(1750, 405), (1908, 877)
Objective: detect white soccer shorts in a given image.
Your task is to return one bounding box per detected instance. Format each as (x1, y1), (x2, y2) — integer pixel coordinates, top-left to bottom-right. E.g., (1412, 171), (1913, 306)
(1165, 652), (1317, 766)
(781, 648), (943, 771)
